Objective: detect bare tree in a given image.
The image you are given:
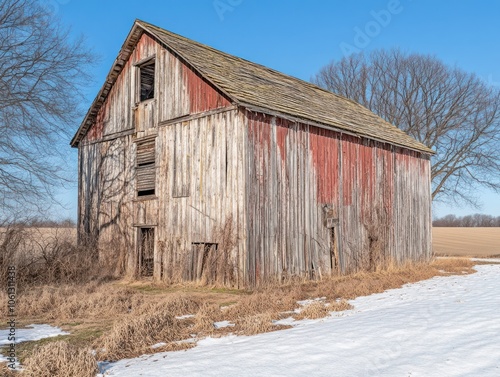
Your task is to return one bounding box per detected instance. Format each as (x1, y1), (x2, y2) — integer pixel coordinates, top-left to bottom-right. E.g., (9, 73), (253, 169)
(313, 49), (500, 208)
(0, 0), (95, 219)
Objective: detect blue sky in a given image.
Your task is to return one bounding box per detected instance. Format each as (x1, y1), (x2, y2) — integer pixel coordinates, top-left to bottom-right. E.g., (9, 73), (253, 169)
(52, 0), (500, 219)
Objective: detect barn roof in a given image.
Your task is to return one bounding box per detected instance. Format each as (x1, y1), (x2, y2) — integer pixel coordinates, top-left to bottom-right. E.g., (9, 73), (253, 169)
(71, 20), (433, 154)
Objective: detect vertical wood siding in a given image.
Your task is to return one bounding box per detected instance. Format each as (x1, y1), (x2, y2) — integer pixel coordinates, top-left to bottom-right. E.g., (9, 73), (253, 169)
(78, 136), (136, 274)
(78, 32), (239, 281)
(244, 110), (432, 285)
(158, 47), (231, 121)
(156, 109), (246, 284)
(78, 32), (431, 287)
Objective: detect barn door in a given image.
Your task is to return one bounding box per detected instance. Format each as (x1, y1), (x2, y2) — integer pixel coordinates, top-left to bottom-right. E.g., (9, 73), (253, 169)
(139, 227), (154, 277)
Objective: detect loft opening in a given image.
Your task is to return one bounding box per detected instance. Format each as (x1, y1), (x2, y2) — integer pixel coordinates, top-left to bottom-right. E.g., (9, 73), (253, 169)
(138, 58), (155, 102)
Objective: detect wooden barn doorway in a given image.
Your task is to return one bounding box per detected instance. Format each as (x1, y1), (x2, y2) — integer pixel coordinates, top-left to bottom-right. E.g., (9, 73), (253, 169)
(139, 227), (154, 277)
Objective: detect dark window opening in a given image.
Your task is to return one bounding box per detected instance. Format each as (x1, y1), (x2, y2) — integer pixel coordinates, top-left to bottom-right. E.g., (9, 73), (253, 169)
(137, 188), (155, 197)
(139, 227), (154, 277)
(139, 60), (155, 102)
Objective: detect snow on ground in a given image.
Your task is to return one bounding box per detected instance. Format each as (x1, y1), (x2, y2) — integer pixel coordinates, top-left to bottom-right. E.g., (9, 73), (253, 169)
(213, 320), (234, 329)
(98, 263), (500, 377)
(0, 324), (68, 364)
(471, 257), (500, 263)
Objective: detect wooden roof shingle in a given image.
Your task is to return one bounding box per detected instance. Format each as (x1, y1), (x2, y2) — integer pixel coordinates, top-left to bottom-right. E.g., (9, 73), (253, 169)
(71, 20), (433, 154)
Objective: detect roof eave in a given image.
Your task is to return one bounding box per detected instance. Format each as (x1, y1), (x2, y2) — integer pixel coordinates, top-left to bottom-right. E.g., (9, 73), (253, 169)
(238, 102), (435, 155)
(71, 21), (147, 147)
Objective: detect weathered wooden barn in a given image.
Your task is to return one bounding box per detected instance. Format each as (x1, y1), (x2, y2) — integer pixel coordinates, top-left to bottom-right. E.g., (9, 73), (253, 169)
(71, 20), (434, 286)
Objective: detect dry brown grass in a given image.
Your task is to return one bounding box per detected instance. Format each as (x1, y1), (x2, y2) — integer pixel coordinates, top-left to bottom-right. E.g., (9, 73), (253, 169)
(134, 293), (203, 317)
(22, 341), (97, 377)
(433, 227), (500, 257)
(329, 299), (353, 312)
(0, 225), (112, 292)
(0, 257), (478, 368)
(295, 301), (330, 320)
(0, 283), (145, 320)
(223, 289), (300, 321)
(234, 312), (288, 335)
(93, 294), (210, 360)
(294, 258), (475, 302)
(193, 303), (221, 333)
(294, 298), (353, 320)
(0, 363), (17, 377)
(432, 256), (477, 269)
(96, 311), (181, 360)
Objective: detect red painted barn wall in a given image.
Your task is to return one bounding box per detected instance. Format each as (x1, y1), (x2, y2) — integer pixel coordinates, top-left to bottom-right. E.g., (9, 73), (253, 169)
(244, 110), (432, 285)
(309, 127), (340, 204)
(159, 47), (231, 121)
(182, 63), (231, 113)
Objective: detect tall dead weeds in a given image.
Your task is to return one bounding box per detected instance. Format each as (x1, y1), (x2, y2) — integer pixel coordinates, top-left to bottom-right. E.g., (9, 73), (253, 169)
(0, 225), (115, 292)
(96, 311), (182, 360)
(22, 341), (97, 377)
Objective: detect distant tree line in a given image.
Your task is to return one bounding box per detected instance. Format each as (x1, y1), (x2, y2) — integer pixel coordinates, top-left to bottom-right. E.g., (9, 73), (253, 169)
(4, 217), (76, 228)
(433, 214), (500, 227)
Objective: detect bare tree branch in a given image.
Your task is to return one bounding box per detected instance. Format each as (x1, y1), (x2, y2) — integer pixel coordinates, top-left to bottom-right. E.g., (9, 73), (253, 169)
(0, 0), (96, 219)
(313, 49), (500, 208)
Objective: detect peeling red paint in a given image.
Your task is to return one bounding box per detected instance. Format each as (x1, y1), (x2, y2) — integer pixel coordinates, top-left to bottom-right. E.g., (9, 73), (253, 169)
(309, 126), (340, 204)
(276, 117), (290, 162)
(84, 33), (232, 143)
(359, 141), (375, 222)
(247, 112), (272, 184)
(341, 134), (358, 207)
(182, 61), (231, 113)
(247, 112), (272, 147)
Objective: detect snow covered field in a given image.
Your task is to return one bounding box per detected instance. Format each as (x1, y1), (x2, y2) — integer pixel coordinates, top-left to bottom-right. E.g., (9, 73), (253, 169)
(0, 324), (68, 365)
(98, 263), (500, 377)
